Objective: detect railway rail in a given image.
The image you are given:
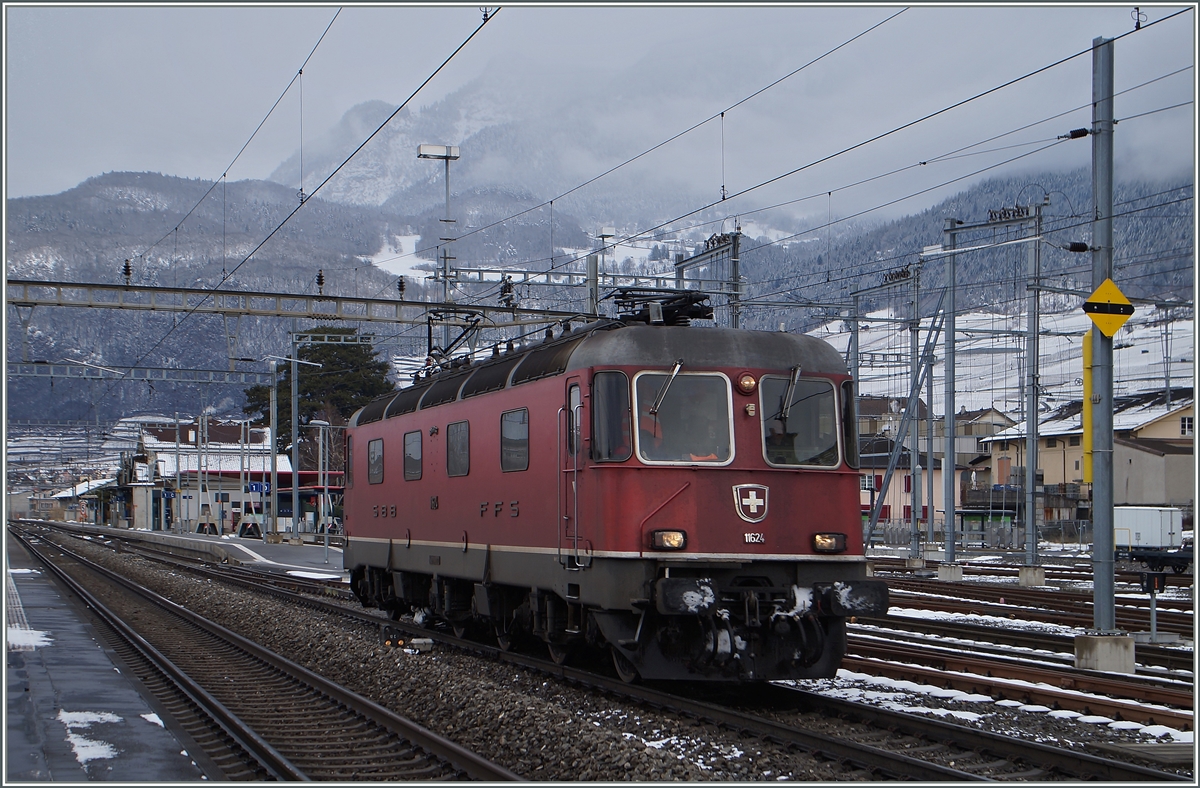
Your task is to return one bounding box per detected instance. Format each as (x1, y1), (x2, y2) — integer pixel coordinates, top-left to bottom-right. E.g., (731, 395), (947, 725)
(871, 555), (1194, 587)
(887, 580), (1194, 636)
(11, 526), (517, 782)
(858, 614), (1193, 673)
(844, 637), (1192, 729)
(21, 521), (1187, 782)
(849, 630), (1193, 708)
(889, 575), (1194, 613)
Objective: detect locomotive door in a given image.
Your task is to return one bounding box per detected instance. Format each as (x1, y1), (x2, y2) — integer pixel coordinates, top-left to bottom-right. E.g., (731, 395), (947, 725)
(559, 378), (591, 568)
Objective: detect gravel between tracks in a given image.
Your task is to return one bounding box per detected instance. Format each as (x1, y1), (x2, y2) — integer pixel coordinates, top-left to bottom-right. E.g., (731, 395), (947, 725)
(63, 536), (1191, 781)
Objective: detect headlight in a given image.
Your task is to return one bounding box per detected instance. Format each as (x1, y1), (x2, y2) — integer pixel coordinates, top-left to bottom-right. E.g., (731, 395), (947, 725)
(651, 530), (687, 550)
(813, 532), (847, 553)
(736, 373), (757, 395)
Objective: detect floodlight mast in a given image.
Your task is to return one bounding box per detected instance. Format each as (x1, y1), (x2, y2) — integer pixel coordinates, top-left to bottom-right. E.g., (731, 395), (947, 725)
(419, 144), (461, 356)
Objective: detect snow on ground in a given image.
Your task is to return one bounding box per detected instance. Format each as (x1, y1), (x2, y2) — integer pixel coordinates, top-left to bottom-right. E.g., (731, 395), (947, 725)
(365, 234), (436, 281)
(800, 669), (1194, 743)
(7, 626), (54, 649)
(286, 570), (347, 582)
(886, 605), (1084, 635)
(56, 710), (123, 764)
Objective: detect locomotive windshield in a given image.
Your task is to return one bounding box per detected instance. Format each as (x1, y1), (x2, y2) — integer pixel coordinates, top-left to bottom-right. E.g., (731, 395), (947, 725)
(634, 372), (732, 464)
(760, 376), (839, 467)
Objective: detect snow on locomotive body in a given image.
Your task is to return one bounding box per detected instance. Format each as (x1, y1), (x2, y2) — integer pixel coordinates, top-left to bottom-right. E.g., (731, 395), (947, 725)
(344, 316), (888, 681)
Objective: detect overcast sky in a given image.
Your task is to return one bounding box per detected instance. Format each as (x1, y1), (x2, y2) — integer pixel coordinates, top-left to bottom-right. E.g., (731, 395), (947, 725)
(5, 3), (1196, 218)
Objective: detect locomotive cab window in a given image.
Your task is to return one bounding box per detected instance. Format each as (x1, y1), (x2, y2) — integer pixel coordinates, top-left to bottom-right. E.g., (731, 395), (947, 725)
(500, 409), (529, 472)
(367, 438), (384, 484)
(633, 372), (732, 464)
(447, 421), (470, 477)
(760, 376), (839, 467)
(403, 431), (422, 481)
(592, 371), (631, 462)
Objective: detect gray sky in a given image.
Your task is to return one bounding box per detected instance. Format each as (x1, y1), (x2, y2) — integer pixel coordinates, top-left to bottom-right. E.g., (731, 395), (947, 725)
(4, 3), (1195, 219)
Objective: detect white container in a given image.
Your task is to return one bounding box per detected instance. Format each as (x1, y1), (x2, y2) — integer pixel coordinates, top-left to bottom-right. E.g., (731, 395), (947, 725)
(1114, 506), (1184, 549)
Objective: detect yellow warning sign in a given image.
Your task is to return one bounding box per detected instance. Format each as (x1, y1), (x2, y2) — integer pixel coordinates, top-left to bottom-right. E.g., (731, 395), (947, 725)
(1082, 278), (1134, 337)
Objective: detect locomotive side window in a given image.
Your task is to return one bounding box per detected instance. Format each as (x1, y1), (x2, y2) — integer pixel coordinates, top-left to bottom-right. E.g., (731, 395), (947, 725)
(841, 380), (860, 469)
(592, 371), (631, 462)
(403, 431), (422, 481)
(760, 377), (839, 467)
(447, 421), (470, 477)
(500, 409), (529, 472)
(345, 436), (353, 488)
(633, 372), (732, 464)
(367, 438), (384, 484)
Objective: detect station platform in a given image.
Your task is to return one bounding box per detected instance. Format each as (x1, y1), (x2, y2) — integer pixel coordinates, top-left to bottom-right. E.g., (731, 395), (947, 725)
(18, 519), (349, 582)
(162, 528), (349, 581)
(6, 532), (209, 781)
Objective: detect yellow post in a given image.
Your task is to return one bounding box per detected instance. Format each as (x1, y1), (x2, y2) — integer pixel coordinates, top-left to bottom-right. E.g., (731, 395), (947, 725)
(1082, 330), (1093, 484)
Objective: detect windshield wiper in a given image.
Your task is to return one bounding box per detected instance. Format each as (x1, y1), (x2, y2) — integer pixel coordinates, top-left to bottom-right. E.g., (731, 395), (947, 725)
(649, 359), (684, 415)
(780, 365), (802, 421)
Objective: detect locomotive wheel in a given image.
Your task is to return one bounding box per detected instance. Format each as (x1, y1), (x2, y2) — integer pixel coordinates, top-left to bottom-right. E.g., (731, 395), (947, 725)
(495, 625), (514, 651)
(452, 621), (469, 639)
(611, 647), (639, 684)
(547, 641), (573, 665)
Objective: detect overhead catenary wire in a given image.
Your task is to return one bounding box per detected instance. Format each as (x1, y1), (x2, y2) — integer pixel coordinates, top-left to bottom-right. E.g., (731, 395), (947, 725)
(739, 191), (1193, 307)
(373, 59), (1192, 291)
(364, 7), (911, 296)
(75, 8), (1193, 414)
(428, 12), (1193, 315)
(129, 8), (342, 267)
(85, 8), (500, 415)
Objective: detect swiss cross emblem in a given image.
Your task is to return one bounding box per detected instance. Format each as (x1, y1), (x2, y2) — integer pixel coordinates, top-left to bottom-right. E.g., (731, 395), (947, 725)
(733, 484), (769, 524)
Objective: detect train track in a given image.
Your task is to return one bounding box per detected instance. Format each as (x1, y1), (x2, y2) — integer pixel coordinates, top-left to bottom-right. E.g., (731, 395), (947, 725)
(24, 522), (1189, 781)
(11, 527), (517, 781)
(886, 580), (1194, 636)
(871, 555), (1193, 587)
(844, 636), (1192, 729)
(856, 614), (1194, 674)
(889, 575), (1194, 613)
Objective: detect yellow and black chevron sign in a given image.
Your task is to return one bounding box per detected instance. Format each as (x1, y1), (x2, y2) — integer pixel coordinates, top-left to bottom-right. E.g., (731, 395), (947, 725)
(1082, 278), (1134, 337)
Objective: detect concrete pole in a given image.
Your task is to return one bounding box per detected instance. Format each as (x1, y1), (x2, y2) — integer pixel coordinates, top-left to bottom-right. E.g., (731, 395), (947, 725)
(942, 219), (959, 562)
(730, 232), (741, 329)
(270, 360), (279, 537)
(850, 296), (860, 405)
(1091, 36), (1116, 632)
(909, 272), (922, 558)
(587, 254), (599, 316)
(441, 157), (453, 353)
(926, 338), (936, 549)
(321, 425), (329, 564)
(1024, 204), (1042, 566)
(291, 333), (301, 540)
(174, 413), (180, 534)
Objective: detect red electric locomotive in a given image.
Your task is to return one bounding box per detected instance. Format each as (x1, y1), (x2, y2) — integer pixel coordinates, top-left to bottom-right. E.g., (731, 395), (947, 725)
(344, 293), (888, 681)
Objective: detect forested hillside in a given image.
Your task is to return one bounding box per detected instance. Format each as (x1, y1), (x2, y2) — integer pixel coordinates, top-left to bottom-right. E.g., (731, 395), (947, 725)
(5, 166), (1191, 421)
